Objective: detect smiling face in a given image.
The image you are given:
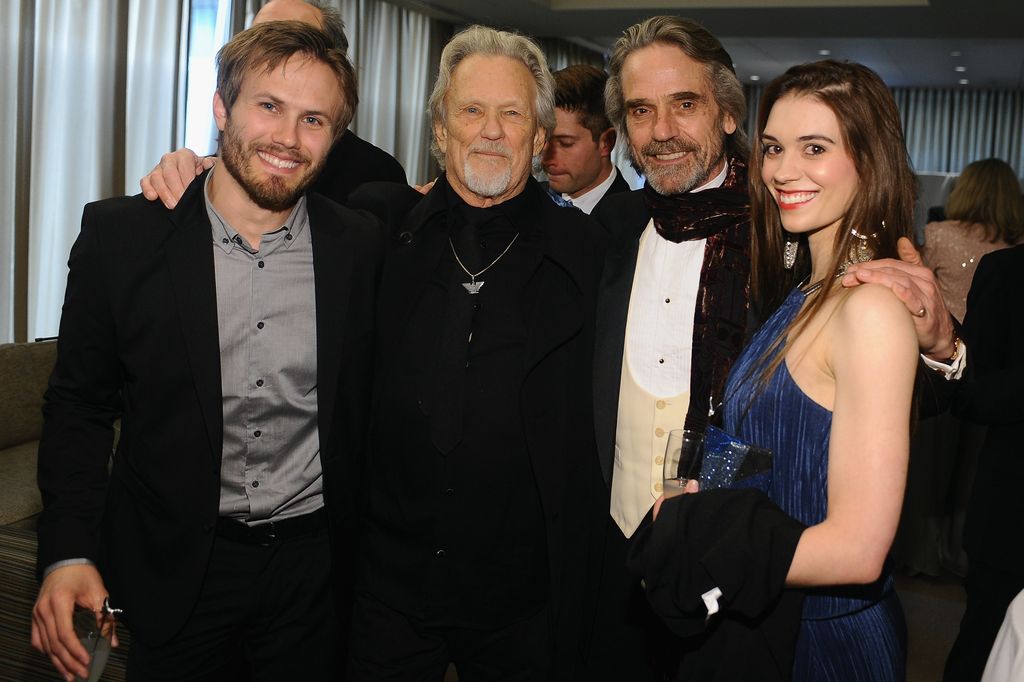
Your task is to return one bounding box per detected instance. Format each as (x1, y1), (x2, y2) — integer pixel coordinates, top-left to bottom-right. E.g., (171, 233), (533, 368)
(435, 53), (546, 207)
(620, 42), (736, 196)
(213, 55), (341, 212)
(760, 94), (859, 250)
(541, 107), (612, 198)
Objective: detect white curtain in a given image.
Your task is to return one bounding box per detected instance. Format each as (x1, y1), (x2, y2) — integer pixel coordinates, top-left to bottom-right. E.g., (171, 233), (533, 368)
(536, 37), (604, 72)
(338, 0), (439, 185)
(22, 0), (181, 341)
(0, 0), (21, 342)
(125, 1), (182, 195)
(28, 1), (123, 340)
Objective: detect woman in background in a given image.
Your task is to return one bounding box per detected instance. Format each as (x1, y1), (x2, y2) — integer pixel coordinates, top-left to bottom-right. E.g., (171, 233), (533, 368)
(923, 158), (1023, 322)
(725, 60), (919, 680)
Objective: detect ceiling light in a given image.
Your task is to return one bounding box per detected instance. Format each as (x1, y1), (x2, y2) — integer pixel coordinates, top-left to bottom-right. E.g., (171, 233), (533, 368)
(954, 66), (967, 72)
(750, 75), (760, 82)
(818, 49), (831, 56)
(959, 79), (970, 85)
(950, 51), (962, 57)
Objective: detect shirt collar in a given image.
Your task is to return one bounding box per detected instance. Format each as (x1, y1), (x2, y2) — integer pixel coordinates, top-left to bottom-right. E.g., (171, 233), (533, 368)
(690, 160), (729, 194)
(205, 170), (309, 255)
(562, 166), (617, 215)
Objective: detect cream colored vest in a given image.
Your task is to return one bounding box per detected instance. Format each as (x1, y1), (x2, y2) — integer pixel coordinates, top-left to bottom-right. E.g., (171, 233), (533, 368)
(611, 332), (689, 538)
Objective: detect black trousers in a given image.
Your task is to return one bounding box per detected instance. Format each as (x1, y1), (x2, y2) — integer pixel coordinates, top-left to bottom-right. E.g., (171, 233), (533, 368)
(347, 591), (549, 682)
(944, 560), (1024, 682)
(583, 514), (679, 682)
(126, 526), (339, 681)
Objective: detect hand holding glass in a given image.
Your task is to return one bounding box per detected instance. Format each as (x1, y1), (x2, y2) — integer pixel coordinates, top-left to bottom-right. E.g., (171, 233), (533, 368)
(663, 429), (703, 498)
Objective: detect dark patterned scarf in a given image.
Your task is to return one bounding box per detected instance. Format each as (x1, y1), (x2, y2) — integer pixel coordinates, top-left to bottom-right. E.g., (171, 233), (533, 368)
(641, 156), (752, 432)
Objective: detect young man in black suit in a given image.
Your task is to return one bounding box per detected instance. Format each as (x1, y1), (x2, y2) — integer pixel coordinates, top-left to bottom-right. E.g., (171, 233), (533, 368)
(344, 25), (606, 681)
(32, 21), (381, 681)
(140, 0), (406, 208)
(541, 64), (629, 214)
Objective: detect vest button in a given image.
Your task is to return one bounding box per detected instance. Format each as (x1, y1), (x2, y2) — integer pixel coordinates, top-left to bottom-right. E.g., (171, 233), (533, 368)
(655, 455), (664, 466)
(654, 481), (664, 493)
(654, 427), (665, 437)
(656, 400), (666, 409)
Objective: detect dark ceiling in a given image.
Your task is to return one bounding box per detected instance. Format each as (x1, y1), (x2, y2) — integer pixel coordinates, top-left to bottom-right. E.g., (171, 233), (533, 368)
(390, 0), (1024, 88)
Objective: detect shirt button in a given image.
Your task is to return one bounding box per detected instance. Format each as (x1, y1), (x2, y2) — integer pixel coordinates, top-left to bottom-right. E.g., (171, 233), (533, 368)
(436, 549), (446, 558)
(664, 298), (671, 304)
(655, 455), (664, 465)
(654, 481), (664, 493)
(656, 400), (666, 409)
(251, 481), (259, 488)
(256, 379), (264, 387)
(257, 321), (265, 329)
(222, 238), (229, 244)
(254, 430), (262, 438)
(654, 427), (666, 437)
(285, 233), (293, 240)
(445, 488), (454, 496)
(257, 260), (265, 269)
(658, 358), (665, 364)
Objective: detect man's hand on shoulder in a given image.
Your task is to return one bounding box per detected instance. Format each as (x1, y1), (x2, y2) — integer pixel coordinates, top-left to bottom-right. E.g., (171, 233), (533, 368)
(841, 236), (956, 361)
(140, 148), (215, 210)
(31, 564), (112, 681)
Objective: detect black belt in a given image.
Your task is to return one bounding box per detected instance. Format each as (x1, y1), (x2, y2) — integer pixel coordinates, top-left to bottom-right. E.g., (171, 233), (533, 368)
(215, 508), (326, 546)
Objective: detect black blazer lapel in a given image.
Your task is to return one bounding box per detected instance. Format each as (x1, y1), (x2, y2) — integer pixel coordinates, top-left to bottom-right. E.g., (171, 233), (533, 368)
(376, 183), (449, 359)
(164, 172), (223, 467)
(593, 192), (650, 486)
(308, 194), (354, 461)
(523, 195), (586, 375)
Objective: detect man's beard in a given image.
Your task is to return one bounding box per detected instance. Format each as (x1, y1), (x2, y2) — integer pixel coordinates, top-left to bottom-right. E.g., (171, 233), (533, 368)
(220, 118), (324, 212)
(630, 131), (725, 197)
(461, 142), (514, 198)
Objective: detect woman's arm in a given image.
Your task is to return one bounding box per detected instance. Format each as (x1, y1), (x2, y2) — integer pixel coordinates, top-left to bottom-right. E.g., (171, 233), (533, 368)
(786, 283), (918, 586)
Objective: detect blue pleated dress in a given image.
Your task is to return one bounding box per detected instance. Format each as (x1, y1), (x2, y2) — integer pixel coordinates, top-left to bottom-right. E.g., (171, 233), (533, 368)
(724, 288), (907, 681)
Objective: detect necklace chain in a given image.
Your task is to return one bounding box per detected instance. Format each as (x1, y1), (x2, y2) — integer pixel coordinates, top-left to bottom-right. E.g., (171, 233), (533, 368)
(449, 232), (520, 286)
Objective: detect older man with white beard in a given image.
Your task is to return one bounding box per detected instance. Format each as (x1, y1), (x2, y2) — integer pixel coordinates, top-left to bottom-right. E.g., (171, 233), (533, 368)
(345, 24), (607, 681)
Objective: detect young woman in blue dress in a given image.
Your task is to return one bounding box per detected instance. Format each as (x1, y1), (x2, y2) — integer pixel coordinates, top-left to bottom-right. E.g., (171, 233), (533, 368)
(724, 60), (920, 679)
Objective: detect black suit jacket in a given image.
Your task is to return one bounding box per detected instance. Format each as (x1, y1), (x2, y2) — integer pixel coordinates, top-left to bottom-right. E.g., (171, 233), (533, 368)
(957, 244), (1024, 570)
(312, 130), (407, 205)
(348, 176), (609, 677)
(36, 174), (384, 645)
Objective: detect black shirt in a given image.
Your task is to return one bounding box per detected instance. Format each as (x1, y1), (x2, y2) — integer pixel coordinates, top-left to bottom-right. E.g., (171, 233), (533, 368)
(362, 178), (549, 628)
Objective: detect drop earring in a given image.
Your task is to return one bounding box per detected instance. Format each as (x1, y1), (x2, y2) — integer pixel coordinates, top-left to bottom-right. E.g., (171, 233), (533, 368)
(783, 239), (798, 270)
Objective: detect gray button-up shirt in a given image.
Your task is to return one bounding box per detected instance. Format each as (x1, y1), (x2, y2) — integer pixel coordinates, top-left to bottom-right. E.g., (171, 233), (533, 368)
(205, 172), (322, 524)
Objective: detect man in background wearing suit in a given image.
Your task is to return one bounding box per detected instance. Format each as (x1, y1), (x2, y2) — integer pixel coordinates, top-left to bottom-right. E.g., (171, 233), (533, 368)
(141, 0), (406, 208)
(541, 64), (629, 214)
(944, 243), (1024, 681)
(32, 22), (381, 681)
(587, 15), (962, 681)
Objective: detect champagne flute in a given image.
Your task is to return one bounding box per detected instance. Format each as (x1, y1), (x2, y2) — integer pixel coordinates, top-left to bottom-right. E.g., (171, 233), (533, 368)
(663, 429), (704, 498)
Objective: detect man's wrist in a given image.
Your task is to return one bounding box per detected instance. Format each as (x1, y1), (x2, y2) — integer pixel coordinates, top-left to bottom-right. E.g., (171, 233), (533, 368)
(922, 330), (966, 380)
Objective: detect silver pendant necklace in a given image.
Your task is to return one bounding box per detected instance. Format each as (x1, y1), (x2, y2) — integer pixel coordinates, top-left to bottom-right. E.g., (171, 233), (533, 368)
(449, 232), (520, 295)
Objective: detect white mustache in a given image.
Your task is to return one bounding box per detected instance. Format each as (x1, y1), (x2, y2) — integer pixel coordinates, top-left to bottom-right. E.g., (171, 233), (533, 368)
(468, 143), (511, 158)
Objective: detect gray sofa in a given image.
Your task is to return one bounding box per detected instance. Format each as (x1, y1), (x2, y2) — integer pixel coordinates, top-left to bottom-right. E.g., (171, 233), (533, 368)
(0, 340), (56, 528)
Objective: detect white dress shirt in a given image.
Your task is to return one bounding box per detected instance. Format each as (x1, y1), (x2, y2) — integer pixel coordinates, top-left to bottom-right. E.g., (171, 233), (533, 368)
(627, 164), (728, 398)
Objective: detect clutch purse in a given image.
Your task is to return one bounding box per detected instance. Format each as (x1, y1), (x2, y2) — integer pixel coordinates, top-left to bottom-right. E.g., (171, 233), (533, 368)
(697, 424), (774, 493)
